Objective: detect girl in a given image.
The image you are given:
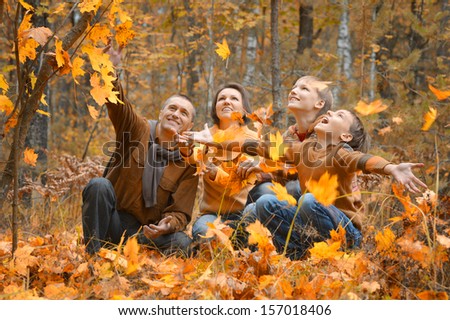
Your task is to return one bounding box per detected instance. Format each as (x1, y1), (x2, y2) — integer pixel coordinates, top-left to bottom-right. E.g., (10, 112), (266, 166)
(252, 109), (427, 259)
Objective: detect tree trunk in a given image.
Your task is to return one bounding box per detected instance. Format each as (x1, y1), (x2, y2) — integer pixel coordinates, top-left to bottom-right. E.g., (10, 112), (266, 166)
(0, 10), (95, 207)
(270, 0), (283, 128)
(437, 0), (449, 64)
(183, 0), (200, 99)
(206, 0), (215, 119)
(409, 0), (427, 89)
(337, 0), (352, 80)
(296, 1), (313, 55)
(243, 0), (260, 87)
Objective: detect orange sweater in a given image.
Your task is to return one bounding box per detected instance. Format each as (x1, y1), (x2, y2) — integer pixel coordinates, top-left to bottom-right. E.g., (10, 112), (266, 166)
(287, 137), (391, 230)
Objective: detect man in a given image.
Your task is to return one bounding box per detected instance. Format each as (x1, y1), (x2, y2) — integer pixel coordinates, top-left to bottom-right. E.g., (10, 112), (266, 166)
(82, 49), (198, 256)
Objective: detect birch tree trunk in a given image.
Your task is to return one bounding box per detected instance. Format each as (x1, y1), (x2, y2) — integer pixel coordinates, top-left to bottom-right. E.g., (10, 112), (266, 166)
(337, 0), (353, 80)
(206, 0), (215, 117)
(270, 0), (283, 127)
(183, 0), (201, 99)
(243, 0), (260, 87)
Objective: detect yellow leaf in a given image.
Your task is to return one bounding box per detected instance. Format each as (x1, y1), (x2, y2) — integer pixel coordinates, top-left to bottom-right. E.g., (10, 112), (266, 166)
(309, 241), (344, 261)
(123, 237), (140, 275)
(36, 109), (51, 117)
(78, 0), (102, 14)
(215, 38), (231, 61)
(19, 38), (40, 63)
(354, 99), (388, 116)
(115, 20), (136, 48)
(0, 95), (14, 114)
(375, 228), (395, 252)
(55, 39), (65, 68)
(392, 116), (403, 125)
(378, 126), (391, 136)
(88, 24), (112, 46)
(19, 0), (34, 11)
(268, 181), (297, 206)
(72, 57), (85, 84)
(87, 105), (99, 120)
(246, 220), (272, 248)
(305, 172), (339, 206)
(18, 13), (33, 39)
(0, 74), (9, 92)
(4, 113), (18, 134)
(421, 106), (437, 131)
(24, 147), (38, 166)
(40, 93), (48, 106)
(428, 84), (450, 101)
(269, 130), (283, 161)
(205, 219), (235, 255)
(30, 71), (37, 89)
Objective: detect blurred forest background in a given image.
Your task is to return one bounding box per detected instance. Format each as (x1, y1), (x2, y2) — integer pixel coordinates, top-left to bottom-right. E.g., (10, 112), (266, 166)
(0, 0), (449, 300)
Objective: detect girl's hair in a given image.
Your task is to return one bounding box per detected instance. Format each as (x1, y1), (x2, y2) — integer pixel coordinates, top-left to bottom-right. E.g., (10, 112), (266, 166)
(297, 76), (334, 116)
(211, 82), (252, 125)
(347, 110), (370, 152)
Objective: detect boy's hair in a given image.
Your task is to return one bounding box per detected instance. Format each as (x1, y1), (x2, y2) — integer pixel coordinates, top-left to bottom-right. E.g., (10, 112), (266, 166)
(211, 82), (252, 125)
(347, 110), (370, 152)
(299, 76), (334, 116)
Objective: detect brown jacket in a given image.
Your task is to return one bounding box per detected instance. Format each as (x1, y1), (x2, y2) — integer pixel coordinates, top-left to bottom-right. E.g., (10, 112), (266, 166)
(287, 137), (391, 230)
(103, 83), (198, 232)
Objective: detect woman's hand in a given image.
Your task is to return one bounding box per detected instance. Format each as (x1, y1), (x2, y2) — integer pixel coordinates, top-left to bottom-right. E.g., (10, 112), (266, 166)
(384, 163), (427, 193)
(236, 159), (262, 179)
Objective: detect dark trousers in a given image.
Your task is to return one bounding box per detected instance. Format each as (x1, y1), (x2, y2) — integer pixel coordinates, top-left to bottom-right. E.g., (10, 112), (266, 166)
(82, 178), (192, 256)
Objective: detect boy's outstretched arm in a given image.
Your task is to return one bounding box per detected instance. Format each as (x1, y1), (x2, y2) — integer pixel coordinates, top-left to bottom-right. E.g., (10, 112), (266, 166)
(384, 163), (428, 193)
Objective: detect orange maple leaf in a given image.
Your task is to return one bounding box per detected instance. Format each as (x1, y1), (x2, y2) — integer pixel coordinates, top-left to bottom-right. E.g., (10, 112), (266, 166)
(354, 99), (388, 116)
(19, 0), (34, 11)
(87, 105), (99, 120)
(247, 104), (274, 125)
(231, 111), (244, 124)
(78, 0), (102, 14)
(417, 290), (449, 300)
(215, 38), (231, 60)
(0, 94), (14, 114)
(309, 241), (344, 261)
(428, 84), (450, 100)
(375, 227), (396, 252)
(421, 106), (437, 131)
(24, 147), (38, 166)
(115, 20), (136, 48)
(123, 237), (140, 275)
(88, 24), (112, 46)
(269, 131), (284, 161)
(55, 39), (72, 75)
(0, 75), (9, 93)
(71, 56), (85, 84)
(305, 172), (339, 206)
(268, 181), (297, 206)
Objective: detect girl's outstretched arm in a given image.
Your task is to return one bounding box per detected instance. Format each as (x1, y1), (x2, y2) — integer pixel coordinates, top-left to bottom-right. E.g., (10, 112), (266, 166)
(384, 163), (428, 193)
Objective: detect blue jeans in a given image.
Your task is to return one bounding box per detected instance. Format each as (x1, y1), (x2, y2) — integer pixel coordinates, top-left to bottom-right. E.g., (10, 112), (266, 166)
(253, 193), (362, 260)
(82, 178), (192, 256)
(192, 211), (256, 248)
(246, 180), (301, 205)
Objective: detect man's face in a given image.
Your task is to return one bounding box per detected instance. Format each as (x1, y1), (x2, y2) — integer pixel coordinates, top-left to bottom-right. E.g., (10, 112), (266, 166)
(159, 96), (195, 135)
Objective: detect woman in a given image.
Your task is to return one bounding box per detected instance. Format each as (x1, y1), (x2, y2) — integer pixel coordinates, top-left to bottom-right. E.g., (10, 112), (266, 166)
(182, 83), (259, 248)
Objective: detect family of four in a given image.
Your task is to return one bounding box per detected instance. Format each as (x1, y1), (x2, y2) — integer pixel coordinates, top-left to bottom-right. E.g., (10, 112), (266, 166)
(81, 50), (427, 260)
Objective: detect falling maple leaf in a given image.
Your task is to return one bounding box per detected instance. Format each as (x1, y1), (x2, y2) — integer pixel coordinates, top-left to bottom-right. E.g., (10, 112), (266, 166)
(428, 84), (450, 100)
(421, 106), (437, 131)
(305, 171), (339, 206)
(215, 38), (231, 61)
(87, 105), (99, 120)
(231, 111), (244, 124)
(268, 181), (297, 206)
(354, 99), (388, 116)
(247, 104), (274, 125)
(36, 109), (51, 117)
(23, 147), (38, 166)
(269, 131), (284, 161)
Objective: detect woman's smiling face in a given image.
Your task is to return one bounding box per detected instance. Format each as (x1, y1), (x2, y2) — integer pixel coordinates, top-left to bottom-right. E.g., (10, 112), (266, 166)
(215, 88), (244, 121)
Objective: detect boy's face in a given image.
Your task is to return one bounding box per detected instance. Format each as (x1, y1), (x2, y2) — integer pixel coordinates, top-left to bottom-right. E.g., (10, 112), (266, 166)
(287, 78), (325, 114)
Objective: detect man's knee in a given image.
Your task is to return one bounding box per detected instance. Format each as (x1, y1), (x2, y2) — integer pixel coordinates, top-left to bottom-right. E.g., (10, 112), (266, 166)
(83, 178), (113, 199)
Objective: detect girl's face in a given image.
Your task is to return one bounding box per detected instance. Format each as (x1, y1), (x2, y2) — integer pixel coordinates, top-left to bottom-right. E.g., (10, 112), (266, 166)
(287, 78), (324, 112)
(314, 110), (354, 143)
(215, 88), (244, 121)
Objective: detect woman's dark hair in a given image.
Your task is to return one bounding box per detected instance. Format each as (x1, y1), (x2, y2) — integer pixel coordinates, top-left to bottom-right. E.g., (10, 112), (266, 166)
(210, 82), (252, 126)
(347, 110), (370, 153)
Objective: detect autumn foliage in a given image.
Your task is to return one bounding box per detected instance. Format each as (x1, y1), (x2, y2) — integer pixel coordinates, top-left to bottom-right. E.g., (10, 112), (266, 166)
(1, 0), (449, 301)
